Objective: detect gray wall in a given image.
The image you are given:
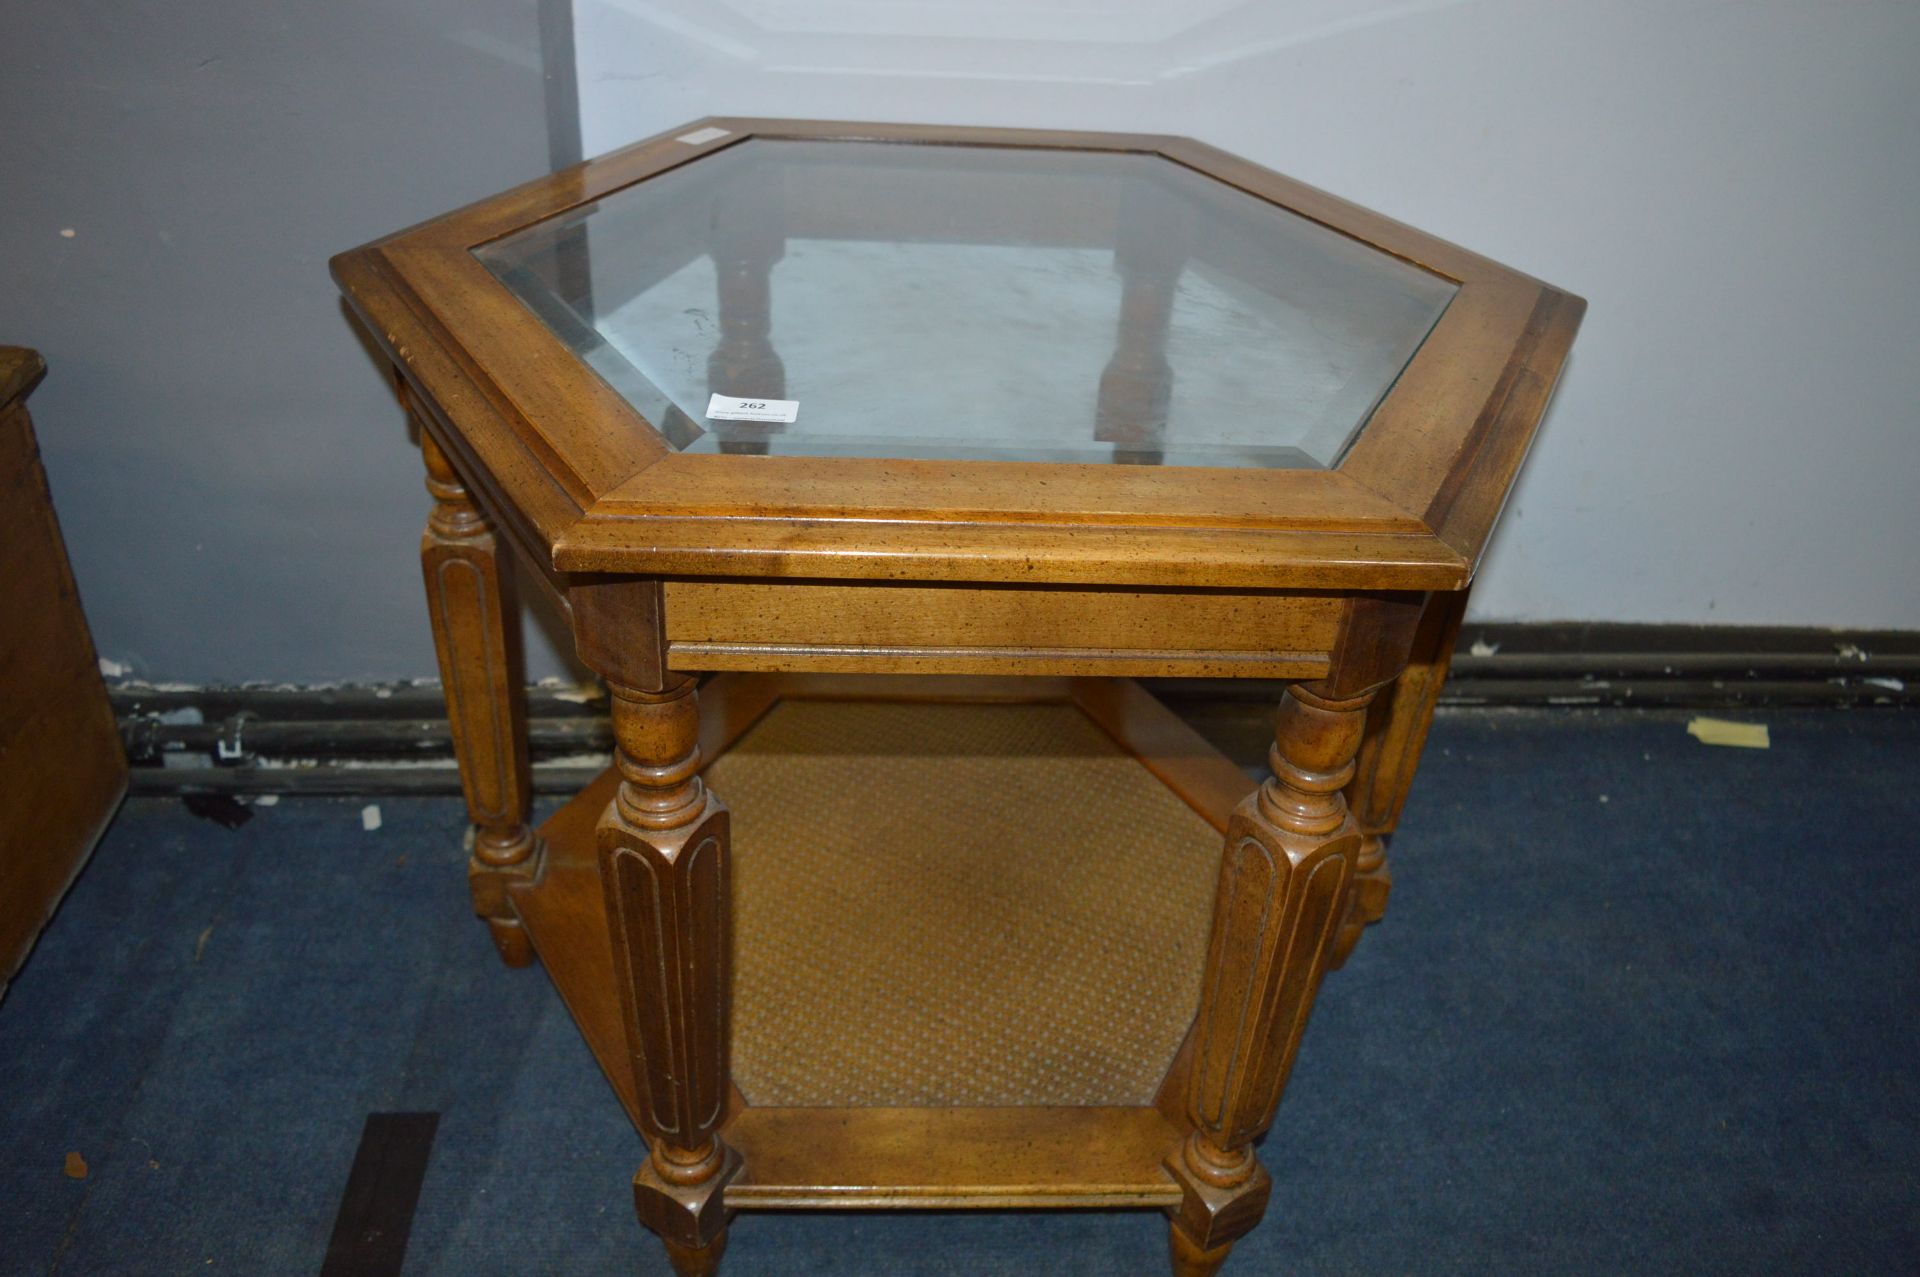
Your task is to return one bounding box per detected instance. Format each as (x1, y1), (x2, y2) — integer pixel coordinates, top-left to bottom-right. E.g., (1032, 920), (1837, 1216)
(1, 1), (574, 684)
(574, 0), (1920, 631)
(9, 2), (1917, 689)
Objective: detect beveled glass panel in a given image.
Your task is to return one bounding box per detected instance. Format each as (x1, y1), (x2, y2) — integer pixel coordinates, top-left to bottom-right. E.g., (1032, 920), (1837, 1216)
(477, 138), (1455, 468)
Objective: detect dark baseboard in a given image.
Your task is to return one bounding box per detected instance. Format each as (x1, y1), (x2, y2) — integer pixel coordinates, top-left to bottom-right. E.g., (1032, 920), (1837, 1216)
(113, 623), (1916, 796)
(1180, 621), (1919, 707)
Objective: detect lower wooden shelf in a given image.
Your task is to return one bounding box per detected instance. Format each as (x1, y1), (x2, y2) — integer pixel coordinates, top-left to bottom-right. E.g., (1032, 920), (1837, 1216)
(509, 675), (1250, 1211)
(726, 1106), (1183, 1210)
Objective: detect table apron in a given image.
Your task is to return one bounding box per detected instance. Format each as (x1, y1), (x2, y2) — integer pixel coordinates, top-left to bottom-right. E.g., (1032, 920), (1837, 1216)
(658, 580), (1341, 679)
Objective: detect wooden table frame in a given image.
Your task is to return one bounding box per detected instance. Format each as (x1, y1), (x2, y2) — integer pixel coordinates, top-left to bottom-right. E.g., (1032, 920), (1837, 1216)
(336, 119), (1581, 1275)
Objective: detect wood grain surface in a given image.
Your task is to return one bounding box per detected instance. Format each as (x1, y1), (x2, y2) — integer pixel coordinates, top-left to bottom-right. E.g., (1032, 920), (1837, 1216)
(0, 349), (128, 993)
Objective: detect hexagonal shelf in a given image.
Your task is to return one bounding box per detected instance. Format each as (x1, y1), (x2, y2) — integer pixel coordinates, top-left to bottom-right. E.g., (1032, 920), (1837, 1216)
(510, 673), (1256, 1210)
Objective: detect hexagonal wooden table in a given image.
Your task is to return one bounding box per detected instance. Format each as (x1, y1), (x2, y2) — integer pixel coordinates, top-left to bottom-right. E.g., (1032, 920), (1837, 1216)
(332, 118), (1583, 1274)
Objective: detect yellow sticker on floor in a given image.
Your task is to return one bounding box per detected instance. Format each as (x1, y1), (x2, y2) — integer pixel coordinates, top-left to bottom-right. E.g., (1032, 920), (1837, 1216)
(1686, 717), (1770, 749)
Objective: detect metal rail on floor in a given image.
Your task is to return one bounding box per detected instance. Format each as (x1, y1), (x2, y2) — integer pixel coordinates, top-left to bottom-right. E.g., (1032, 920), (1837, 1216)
(110, 624), (1918, 795)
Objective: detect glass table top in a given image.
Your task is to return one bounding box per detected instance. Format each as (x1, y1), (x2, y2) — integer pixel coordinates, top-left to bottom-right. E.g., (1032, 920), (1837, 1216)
(476, 138), (1456, 469)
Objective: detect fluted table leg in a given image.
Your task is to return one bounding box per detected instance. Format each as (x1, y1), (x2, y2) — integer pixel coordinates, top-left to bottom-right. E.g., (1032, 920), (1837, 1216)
(1334, 587), (1469, 967)
(571, 578), (740, 1275)
(417, 421), (539, 967)
(1168, 595), (1424, 1273)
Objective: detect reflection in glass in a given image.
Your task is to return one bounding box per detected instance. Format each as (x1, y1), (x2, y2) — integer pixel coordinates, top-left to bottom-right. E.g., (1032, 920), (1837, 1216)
(477, 139), (1456, 469)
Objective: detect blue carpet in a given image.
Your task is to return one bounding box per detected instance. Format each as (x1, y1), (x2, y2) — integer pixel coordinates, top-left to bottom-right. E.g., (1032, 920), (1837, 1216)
(2, 708), (1916, 1274)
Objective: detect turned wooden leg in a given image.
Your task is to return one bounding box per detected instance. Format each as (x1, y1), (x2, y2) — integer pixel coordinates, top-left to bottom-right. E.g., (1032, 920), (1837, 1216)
(1333, 588), (1469, 967)
(1097, 195), (1187, 465)
(662, 1235), (728, 1277)
(707, 197), (785, 458)
(418, 422), (539, 968)
(598, 677), (739, 1271)
(1168, 1220), (1236, 1277)
(1168, 596), (1421, 1271)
